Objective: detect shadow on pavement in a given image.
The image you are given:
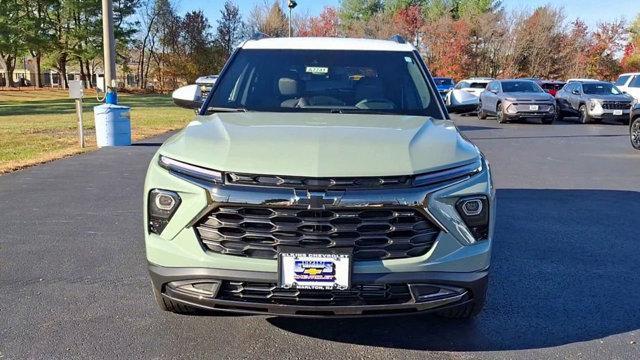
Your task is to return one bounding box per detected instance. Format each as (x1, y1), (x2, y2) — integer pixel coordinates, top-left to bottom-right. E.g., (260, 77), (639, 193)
(267, 189), (640, 351)
(456, 125), (501, 131)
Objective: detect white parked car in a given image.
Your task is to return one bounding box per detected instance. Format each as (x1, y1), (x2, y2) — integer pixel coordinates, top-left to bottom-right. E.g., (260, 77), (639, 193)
(615, 73), (640, 101)
(445, 78), (492, 113)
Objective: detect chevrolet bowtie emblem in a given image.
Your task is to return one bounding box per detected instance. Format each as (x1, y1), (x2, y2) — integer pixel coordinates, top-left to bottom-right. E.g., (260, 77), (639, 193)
(296, 191), (340, 209)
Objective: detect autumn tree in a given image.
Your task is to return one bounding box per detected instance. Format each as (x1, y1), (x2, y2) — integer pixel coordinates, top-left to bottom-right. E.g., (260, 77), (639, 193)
(249, 1), (289, 37)
(508, 6), (568, 79)
(393, 4), (424, 46)
(586, 20), (626, 80)
(298, 6), (340, 37)
(621, 14), (640, 72)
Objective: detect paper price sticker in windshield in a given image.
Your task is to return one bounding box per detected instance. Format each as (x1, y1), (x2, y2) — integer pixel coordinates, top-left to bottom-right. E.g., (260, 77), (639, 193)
(306, 66), (328, 75)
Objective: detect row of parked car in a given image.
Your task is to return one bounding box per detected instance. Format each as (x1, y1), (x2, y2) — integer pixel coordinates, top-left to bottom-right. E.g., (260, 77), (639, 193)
(435, 75), (640, 150)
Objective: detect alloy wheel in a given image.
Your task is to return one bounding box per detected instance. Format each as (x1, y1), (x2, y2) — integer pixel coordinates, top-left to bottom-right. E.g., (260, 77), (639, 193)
(632, 119), (640, 150)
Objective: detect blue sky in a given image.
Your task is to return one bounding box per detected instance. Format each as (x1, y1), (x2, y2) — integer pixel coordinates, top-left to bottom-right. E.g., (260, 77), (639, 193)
(178, 0), (638, 30)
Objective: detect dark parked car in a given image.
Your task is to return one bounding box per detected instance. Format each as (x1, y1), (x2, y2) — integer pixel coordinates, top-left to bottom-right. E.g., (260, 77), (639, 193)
(537, 80), (566, 97)
(555, 81), (634, 124)
(631, 103), (640, 150)
(433, 77), (455, 98)
(478, 79), (556, 124)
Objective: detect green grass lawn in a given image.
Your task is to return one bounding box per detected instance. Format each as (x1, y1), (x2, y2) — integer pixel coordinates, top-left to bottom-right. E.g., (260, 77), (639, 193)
(0, 90), (192, 173)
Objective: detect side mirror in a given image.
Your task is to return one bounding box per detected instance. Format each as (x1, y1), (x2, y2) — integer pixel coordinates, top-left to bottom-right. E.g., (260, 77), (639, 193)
(489, 89), (498, 94)
(172, 84), (202, 109)
(571, 89), (580, 95)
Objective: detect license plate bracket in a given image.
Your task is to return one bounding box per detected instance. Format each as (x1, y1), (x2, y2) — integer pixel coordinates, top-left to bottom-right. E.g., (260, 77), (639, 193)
(278, 247), (352, 291)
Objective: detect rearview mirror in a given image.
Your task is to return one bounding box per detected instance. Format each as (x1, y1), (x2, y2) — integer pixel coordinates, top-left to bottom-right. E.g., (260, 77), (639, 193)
(172, 84), (203, 109)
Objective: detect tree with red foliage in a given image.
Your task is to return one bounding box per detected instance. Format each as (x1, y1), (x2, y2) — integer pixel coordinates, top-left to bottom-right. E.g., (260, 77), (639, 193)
(393, 4), (424, 46)
(423, 18), (473, 79)
(586, 20), (626, 80)
(298, 6), (340, 37)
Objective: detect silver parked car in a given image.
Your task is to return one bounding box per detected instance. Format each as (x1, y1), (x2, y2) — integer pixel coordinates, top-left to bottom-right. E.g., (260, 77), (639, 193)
(477, 79), (556, 124)
(555, 81), (634, 124)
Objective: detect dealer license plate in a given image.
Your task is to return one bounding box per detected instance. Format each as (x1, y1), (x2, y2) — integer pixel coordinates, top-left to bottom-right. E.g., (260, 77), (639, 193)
(529, 105), (539, 111)
(613, 109), (623, 116)
(279, 252), (351, 290)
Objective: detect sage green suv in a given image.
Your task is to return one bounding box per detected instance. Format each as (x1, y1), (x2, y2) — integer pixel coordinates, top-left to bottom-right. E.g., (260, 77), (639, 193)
(145, 35), (495, 319)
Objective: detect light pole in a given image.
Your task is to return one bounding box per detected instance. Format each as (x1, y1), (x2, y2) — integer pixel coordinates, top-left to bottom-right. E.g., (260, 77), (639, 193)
(102, 0), (117, 98)
(288, 1), (297, 37)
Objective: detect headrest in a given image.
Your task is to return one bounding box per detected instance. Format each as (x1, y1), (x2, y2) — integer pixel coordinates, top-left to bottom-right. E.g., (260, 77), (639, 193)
(278, 77), (298, 96)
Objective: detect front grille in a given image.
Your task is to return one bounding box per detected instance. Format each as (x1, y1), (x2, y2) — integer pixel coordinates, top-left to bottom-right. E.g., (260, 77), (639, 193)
(195, 206), (440, 260)
(602, 101), (631, 110)
(219, 281), (413, 306)
(226, 173), (412, 190)
(514, 104), (552, 112)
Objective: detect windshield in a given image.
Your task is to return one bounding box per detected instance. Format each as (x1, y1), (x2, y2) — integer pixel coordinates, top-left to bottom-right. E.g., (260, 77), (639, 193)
(206, 49), (442, 117)
(434, 78), (454, 86)
(582, 83), (623, 95)
(468, 82), (488, 89)
(501, 81), (543, 93)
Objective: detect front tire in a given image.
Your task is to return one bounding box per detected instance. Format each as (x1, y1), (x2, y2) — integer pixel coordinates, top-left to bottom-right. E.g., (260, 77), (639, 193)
(477, 103), (487, 120)
(631, 117), (640, 150)
(579, 105), (591, 124)
(496, 103), (507, 124)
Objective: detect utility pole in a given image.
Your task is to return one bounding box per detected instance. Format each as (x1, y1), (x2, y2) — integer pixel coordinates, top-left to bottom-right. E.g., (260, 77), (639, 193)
(288, 1), (297, 37)
(102, 0), (116, 89)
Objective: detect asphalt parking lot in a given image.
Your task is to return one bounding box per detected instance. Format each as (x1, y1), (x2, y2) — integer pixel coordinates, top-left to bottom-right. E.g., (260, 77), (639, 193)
(1, 114), (639, 359)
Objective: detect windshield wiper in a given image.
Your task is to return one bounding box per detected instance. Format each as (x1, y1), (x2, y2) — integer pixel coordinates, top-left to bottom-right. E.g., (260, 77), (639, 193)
(205, 107), (248, 113)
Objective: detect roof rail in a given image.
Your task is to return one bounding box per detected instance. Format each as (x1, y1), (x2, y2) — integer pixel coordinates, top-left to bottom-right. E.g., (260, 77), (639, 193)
(251, 32), (270, 41)
(389, 35), (406, 44)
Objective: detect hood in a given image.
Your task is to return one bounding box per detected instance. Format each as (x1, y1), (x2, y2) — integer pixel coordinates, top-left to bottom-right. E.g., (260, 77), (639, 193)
(586, 94), (634, 102)
(503, 92), (554, 102)
(159, 112), (480, 177)
(436, 84), (454, 91)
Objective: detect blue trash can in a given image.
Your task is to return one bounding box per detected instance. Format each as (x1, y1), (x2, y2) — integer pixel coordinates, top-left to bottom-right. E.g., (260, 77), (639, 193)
(93, 104), (131, 147)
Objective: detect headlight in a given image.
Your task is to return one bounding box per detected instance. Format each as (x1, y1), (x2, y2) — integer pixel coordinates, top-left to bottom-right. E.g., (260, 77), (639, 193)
(159, 155), (223, 184)
(414, 157), (483, 186)
(589, 99), (600, 111)
(506, 104), (517, 114)
(148, 189), (181, 234)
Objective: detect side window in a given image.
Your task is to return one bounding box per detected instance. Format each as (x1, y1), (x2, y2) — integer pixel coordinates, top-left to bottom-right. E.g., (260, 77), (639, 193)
(456, 81), (467, 89)
(574, 84), (582, 94)
(494, 82), (501, 92)
(629, 76), (640, 88)
(615, 75), (631, 86)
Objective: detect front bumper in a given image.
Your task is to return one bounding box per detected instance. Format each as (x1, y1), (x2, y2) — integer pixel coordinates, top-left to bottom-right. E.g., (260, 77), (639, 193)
(144, 154), (495, 316)
(589, 109), (630, 120)
(149, 264), (488, 317)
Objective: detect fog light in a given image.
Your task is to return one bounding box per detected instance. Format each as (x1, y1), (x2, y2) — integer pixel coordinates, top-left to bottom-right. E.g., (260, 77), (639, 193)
(148, 189), (181, 234)
(155, 193), (177, 211)
(461, 199), (483, 216)
(456, 195), (489, 241)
